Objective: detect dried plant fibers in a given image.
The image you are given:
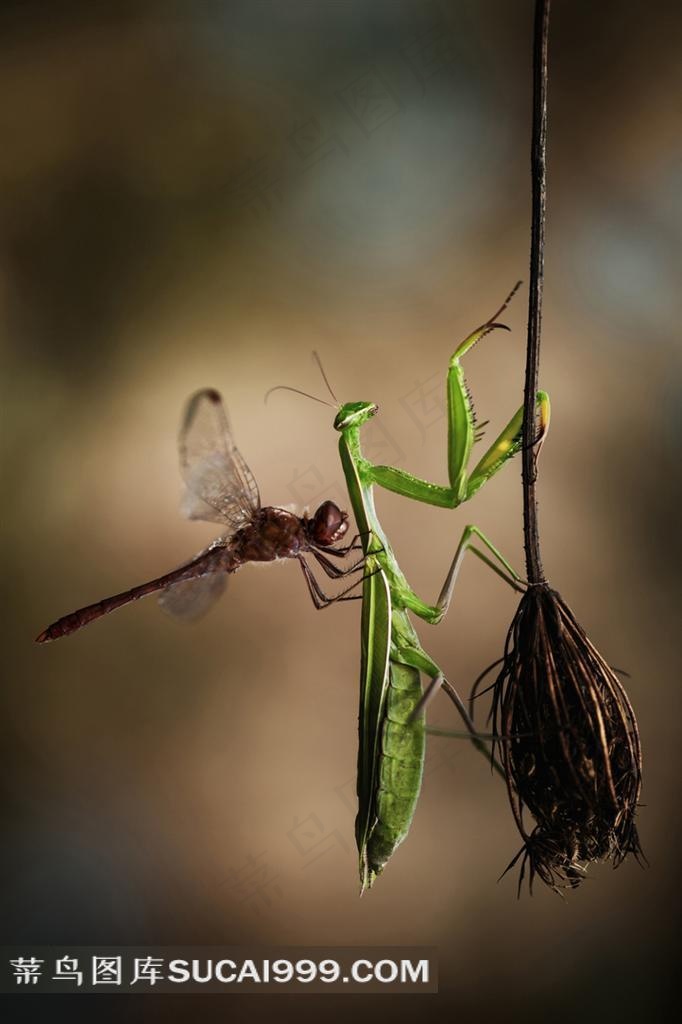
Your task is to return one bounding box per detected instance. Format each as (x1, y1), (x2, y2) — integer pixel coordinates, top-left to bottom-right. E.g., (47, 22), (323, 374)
(491, 0), (643, 892)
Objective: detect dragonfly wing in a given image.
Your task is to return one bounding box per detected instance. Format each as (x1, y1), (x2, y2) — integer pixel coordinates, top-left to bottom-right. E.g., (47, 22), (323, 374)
(180, 487), (230, 525)
(158, 572), (227, 622)
(179, 388), (261, 529)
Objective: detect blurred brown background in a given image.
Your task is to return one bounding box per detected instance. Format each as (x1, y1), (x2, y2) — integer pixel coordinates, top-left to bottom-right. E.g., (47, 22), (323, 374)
(1, 1), (680, 1021)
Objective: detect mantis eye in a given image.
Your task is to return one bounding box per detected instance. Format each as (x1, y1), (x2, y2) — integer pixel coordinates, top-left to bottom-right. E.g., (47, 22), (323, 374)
(311, 501), (348, 545)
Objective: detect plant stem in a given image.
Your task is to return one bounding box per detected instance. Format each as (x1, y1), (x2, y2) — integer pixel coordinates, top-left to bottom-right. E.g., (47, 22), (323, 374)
(522, 0), (550, 586)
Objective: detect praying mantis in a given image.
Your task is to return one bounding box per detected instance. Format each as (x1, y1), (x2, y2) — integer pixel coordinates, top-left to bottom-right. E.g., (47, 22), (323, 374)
(326, 288), (551, 891)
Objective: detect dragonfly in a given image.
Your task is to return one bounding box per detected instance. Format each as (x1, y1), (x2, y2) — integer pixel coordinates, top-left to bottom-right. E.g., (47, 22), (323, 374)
(36, 388), (366, 644)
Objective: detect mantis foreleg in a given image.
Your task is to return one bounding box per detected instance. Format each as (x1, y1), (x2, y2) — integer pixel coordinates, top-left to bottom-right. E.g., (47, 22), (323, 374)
(368, 392), (549, 508)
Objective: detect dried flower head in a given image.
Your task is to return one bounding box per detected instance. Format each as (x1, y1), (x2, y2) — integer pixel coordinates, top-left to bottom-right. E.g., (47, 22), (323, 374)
(492, 583), (643, 892)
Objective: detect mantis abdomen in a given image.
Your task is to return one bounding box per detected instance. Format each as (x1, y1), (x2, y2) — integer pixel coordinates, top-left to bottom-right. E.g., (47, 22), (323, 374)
(365, 660), (425, 880)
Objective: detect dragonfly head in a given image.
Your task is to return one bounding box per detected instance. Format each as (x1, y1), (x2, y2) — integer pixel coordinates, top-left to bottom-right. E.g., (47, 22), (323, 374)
(309, 500), (349, 546)
(333, 401), (378, 431)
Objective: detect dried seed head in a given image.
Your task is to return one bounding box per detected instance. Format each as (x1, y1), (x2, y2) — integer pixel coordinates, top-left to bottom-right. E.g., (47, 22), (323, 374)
(492, 583), (643, 893)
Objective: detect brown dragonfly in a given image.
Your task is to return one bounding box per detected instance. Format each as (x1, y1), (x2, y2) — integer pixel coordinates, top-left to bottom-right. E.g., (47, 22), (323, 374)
(36, 388), (366, 643)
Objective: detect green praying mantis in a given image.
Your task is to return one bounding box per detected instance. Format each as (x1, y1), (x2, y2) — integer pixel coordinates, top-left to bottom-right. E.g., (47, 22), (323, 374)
(321, 288), (551, 891)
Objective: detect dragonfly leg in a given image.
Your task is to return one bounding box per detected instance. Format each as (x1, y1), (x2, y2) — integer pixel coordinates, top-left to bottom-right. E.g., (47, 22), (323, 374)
(298, 556), (367, 609)
(320, 530), (371, 557)
(311, 549), (367, 580)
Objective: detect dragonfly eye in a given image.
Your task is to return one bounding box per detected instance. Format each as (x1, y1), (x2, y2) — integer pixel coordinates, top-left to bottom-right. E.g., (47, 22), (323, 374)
(311, 500), (349, 545)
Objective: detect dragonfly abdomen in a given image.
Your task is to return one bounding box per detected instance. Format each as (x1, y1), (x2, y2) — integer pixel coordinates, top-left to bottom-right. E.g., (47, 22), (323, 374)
(36, 546), (232, 642)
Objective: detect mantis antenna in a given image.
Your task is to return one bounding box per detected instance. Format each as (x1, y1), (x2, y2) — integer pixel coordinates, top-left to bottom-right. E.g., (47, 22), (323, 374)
(264, 384), (334, 407)
(312, 350), (338, 403)
(264, 350), (339, 408)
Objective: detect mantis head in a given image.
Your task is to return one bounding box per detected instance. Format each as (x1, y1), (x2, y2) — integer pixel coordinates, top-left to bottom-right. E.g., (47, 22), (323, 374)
(334, 401), (378, 432)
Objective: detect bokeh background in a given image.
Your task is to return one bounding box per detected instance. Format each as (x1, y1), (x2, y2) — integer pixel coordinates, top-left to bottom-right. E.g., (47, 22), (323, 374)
(2, 1), (680, 1020)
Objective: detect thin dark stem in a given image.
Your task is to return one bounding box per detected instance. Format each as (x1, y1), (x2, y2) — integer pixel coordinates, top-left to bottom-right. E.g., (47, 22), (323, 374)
(522, 0), (550, 585)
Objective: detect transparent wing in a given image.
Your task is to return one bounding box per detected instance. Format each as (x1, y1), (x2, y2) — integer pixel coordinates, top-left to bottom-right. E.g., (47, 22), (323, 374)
(158, 573), (228, 622)
(179, 388), (261, 529)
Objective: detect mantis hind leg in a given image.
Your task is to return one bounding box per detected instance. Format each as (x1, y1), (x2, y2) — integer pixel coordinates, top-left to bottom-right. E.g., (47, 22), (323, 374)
(396, 645), (503, 774)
